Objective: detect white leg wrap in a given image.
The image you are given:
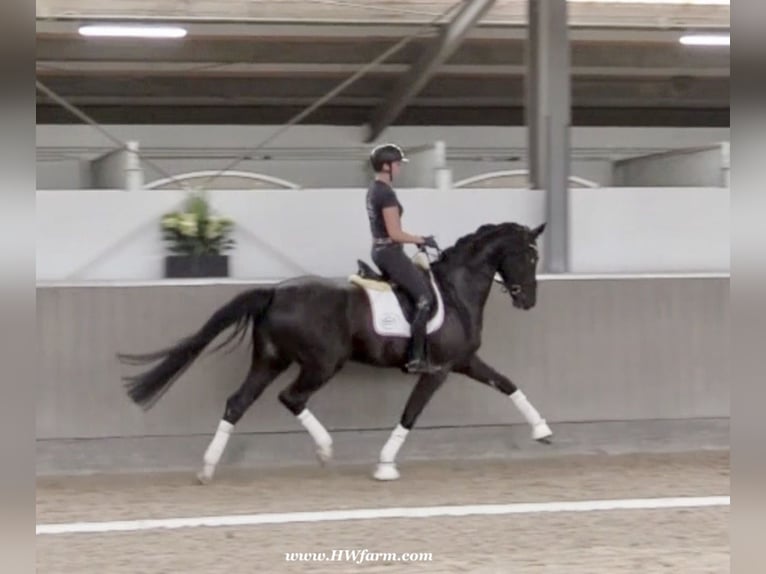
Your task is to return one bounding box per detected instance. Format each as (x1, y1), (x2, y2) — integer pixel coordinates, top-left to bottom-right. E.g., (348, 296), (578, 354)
(379, 424), (409, 464)
(510, 390), (552, 440)
(199, 420), (233, 483)
(374, 424), (410, 481)
(510, 390), (543, 425)
(297, 409), (333, 462)
(203, 420), (234, 466)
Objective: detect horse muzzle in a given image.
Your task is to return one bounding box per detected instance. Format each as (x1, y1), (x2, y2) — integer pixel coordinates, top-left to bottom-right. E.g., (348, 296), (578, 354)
(509, 285), (535, 310)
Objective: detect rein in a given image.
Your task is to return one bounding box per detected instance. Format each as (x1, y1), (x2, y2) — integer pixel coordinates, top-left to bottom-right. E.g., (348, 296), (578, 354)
(414, 244), (521, 295)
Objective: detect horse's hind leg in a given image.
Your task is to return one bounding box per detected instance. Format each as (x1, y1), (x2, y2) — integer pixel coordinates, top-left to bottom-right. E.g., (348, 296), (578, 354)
(375, 370), (449, 481)
(198, 354), (290, 484)
(454, 354), (552, 443)
(278, 363), (341, 465)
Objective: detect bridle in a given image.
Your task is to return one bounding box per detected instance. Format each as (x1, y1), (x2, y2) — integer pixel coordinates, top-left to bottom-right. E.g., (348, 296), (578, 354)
(416, 241), (535, 298)
(495, 243), (538, 296)
(493, 273), (520, 295)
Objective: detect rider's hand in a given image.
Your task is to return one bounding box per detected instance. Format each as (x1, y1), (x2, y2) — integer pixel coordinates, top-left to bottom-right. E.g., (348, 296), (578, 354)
(421, 235), (440, 250)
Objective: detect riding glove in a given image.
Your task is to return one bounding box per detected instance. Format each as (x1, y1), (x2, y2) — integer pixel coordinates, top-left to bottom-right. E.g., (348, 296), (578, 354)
(421, 235), (440, 250)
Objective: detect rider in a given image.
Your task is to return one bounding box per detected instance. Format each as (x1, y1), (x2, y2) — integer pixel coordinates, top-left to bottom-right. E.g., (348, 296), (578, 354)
(366, 143), (441, 374)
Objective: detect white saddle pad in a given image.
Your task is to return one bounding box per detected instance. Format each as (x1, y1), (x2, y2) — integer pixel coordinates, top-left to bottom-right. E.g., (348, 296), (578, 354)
(353, 273), (446, 338)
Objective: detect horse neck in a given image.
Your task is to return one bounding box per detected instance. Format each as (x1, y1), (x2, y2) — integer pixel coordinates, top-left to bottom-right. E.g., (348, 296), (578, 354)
(436, 247), (498, 326)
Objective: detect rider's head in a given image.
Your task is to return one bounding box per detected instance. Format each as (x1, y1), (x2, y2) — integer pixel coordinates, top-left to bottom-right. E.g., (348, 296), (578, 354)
(370, 143), (408, 181)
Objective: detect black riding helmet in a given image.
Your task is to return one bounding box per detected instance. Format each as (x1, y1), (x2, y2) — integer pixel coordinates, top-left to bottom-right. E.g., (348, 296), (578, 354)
(370, 143), (409, 173)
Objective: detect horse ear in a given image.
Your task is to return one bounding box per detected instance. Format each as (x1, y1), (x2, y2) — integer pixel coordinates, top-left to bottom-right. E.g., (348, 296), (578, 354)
(532, 223), (546, 238)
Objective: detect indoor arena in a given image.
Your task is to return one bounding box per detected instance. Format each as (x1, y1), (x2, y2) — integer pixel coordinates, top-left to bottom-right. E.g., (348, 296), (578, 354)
(36, 1), (730, 572)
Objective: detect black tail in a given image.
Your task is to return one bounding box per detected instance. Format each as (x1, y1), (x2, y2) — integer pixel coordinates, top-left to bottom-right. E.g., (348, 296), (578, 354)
(118, 288), (274, 410)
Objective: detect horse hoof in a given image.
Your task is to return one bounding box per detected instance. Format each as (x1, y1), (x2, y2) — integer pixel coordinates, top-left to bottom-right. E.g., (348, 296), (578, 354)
(532, 422), (553, 443)
(316, 444), (333, 466)
(374, 463), (400, 481)
(197, 471), (213, 485)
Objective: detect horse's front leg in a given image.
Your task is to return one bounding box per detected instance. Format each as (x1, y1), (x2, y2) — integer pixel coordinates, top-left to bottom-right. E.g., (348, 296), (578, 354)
(454, 355), (553, 443)
(374, 370), (449, 481)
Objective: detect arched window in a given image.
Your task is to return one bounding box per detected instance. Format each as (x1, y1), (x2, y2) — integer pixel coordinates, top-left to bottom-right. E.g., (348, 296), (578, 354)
(453, 169), (599, 189)
(145, 170), (300, 190)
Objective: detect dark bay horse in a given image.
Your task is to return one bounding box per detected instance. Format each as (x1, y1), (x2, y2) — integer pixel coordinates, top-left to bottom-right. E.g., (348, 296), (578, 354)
(119, 221), (552, 482)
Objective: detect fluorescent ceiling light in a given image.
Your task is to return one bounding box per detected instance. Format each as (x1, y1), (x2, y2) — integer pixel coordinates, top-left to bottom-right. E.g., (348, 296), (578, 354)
(78, 25), (187, 39)
(679, 34), (730, 46)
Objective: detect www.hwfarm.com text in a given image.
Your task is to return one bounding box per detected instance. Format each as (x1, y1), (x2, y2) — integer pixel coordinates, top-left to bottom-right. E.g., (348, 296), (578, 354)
(285, 550), (433, 564)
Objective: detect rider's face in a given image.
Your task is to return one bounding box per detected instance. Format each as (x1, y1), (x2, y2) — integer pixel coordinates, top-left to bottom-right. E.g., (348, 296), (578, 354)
(390, 161), (402, 177)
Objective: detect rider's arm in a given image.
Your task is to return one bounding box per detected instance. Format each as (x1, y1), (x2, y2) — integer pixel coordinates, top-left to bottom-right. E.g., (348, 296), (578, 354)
(382, 207), (424, 245)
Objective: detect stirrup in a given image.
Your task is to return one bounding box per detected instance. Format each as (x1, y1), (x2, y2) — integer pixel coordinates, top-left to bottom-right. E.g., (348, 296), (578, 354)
(404, 358), (442, 375)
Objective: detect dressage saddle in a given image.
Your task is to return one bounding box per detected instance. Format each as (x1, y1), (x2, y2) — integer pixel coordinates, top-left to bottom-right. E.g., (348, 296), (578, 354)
(352, 257), (439, 324)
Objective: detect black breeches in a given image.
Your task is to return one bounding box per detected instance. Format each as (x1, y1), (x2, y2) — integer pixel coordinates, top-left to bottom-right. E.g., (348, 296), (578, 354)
(371, 245), (434, 332)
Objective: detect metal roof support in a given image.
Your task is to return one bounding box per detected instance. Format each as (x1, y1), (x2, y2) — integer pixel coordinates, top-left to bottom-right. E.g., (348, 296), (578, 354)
(527, 0), (571, 273)
(365, 0), (497, 143)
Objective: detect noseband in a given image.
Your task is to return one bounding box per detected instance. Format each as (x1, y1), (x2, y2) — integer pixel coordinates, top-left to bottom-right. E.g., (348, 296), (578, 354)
(495, 242), (536, 295)
(493, 273), (521, 295)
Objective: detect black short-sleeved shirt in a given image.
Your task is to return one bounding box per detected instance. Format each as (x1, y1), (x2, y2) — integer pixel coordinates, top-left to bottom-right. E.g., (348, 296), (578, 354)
(366, 180), (403, 239)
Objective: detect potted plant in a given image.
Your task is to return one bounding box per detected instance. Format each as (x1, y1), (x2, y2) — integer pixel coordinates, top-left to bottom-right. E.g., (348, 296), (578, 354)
(160, 191), (235, 278)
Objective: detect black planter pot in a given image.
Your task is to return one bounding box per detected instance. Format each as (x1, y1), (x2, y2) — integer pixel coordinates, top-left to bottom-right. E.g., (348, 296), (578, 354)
(164, 254), (229, 278)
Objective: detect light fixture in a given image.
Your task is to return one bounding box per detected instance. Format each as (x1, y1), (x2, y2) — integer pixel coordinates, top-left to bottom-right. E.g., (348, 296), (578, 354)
(78, 25), (188, 39)
(679, 34), (730, 46)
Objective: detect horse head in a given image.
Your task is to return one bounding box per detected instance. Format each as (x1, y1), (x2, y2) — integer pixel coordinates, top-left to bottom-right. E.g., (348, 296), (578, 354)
(494, 222), (546, 310)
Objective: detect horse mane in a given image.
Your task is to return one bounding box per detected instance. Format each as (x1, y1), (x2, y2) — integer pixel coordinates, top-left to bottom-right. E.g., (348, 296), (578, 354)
(434, 222), (528, 270)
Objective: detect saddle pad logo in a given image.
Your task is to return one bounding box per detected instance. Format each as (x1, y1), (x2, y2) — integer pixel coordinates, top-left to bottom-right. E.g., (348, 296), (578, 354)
(360, 274), (445, 338)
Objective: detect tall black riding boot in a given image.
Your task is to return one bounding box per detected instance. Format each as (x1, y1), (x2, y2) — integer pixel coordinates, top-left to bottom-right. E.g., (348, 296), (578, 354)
(404, 298), (441, 374)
